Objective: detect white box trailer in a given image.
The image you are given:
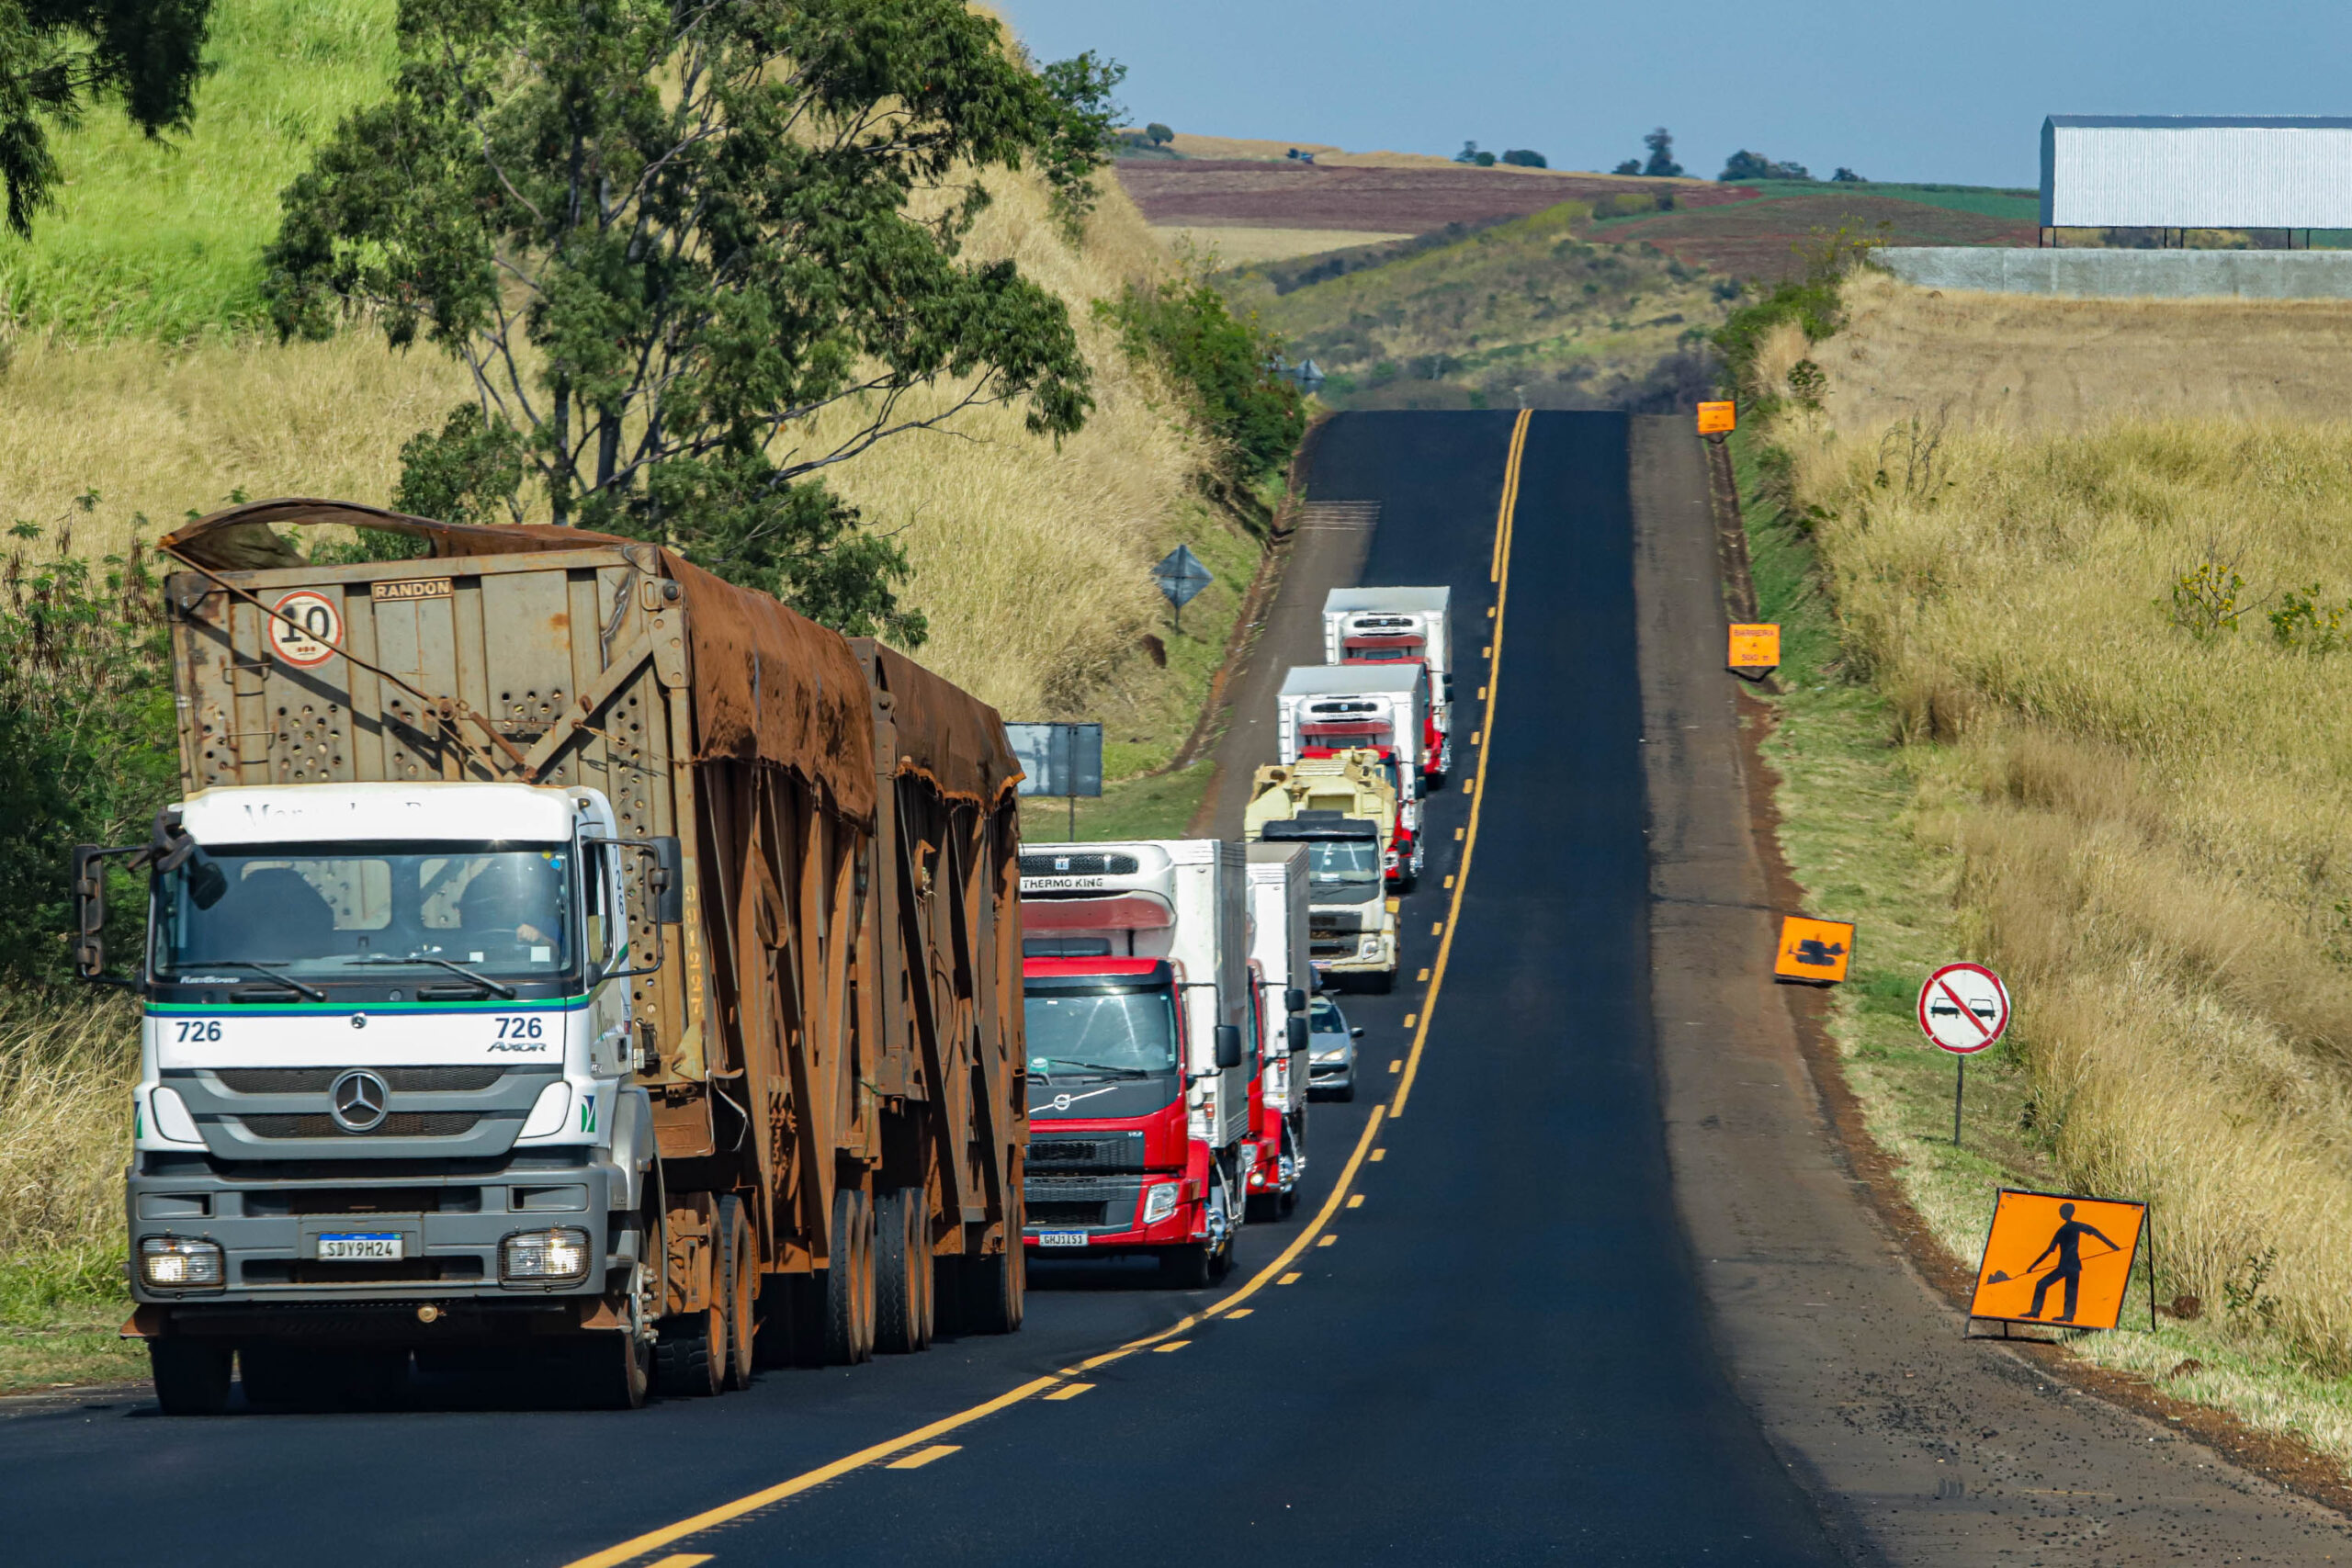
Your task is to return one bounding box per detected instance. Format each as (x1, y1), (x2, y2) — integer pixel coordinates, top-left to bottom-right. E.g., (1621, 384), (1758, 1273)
(1321, 586), (1453, 730)
(1244, 842), (1312, 1216)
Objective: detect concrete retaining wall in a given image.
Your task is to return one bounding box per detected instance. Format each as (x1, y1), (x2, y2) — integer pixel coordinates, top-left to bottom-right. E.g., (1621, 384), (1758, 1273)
(1877, 246), (2352, 299)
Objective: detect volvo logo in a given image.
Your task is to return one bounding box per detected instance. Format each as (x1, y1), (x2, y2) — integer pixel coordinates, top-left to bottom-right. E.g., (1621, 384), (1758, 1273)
(329, 1069), (390, 1133)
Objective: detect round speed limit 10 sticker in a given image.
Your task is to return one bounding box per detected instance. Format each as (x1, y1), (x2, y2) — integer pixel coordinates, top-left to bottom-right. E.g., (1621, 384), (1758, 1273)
(268, 590), (344, 667)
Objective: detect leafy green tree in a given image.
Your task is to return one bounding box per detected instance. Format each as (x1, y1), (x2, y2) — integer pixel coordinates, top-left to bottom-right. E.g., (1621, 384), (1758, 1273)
(1612, 159), (1642, 175)
(1499, 149), (1546, 168)
(1641, 128), (1682, 178)
(1101, 276), (1304, 497)
(1720, 150), (1811, 181)
(266, 0), (1116, 643)
(1145, 121), (1173, 146)
(0, 0), (213, 236)
(1832, 167), (1864, 183)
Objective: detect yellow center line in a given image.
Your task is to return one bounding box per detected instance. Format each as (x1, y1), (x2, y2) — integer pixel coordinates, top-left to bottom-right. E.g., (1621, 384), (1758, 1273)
(1394, 410), (1528, 1119)
(558, 1375), (1062, 1568)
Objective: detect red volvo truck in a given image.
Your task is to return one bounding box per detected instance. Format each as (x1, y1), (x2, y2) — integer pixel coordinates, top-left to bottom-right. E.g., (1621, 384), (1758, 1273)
(1018, 840), (1252, 1285)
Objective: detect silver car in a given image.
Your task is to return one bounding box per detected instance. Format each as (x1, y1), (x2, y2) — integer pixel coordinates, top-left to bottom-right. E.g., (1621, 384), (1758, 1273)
(1306, 993), (1363, 1100)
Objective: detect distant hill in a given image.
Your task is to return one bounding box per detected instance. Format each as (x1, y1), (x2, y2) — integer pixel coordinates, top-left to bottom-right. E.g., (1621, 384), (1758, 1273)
(1220, 204), (1730, 413)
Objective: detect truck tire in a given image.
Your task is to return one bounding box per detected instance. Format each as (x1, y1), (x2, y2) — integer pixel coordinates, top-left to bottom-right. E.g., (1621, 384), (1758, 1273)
(149, 1338), (232, 1416)
(654, 1222), (725, 1396)
(874, 1187), (933, 1354)
(962, 1244), (1024, 1335)
(719, 1195), (757, 1391)
(1160, 1243), (1213, 1289)
(824, 1187), (876, 1365)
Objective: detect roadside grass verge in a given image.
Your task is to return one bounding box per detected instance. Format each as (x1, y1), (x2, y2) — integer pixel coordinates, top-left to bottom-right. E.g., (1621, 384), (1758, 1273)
(0, 995), (143, 1393)
(1738, 409), (2352, 1472)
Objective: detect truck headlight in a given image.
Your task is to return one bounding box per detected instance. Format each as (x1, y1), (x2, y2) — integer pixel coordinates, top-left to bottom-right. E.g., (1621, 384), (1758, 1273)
(1360, 936), (1382, 957)
(501, 1226), (593, 1284)
(140, 1235), (223, 1289)
(1141, 1183), (1181, 1226)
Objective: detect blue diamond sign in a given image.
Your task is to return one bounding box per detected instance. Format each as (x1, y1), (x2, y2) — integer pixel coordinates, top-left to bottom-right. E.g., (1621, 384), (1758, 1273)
(1153, 544), (1214, 611)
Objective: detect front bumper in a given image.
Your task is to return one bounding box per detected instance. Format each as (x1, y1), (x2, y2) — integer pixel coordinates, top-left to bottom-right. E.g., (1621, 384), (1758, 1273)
(1023, 1172), (1200, 1252)
(126, 1151), (631, 1310)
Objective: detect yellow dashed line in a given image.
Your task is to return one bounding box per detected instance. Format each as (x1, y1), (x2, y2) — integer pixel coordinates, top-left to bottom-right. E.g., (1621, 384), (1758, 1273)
(1280, 1271), (1303, 1285)
(1046, 1383), (1094, 1402)
(1346, 1194), (1364, 1209)
(885, 1445), (961, 1471)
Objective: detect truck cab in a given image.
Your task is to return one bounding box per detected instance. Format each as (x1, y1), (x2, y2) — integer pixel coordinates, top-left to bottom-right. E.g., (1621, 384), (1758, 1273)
(1018, 840), (1251, 1287)
(86, 780), (675, 1401)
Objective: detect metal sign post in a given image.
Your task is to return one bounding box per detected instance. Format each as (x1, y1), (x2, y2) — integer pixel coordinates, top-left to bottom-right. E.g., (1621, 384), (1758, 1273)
(1153, 544), (1214, 635)
(1917, 961), (2011, 1148)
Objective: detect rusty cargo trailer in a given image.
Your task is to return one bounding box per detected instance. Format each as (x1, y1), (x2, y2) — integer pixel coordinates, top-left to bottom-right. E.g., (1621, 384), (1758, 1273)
(96, 498), (1023, 1413)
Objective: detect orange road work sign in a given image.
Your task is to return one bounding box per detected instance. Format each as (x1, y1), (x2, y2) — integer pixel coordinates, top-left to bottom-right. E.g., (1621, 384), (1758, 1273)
(1696, 400), (1736, 435)
(1969, 1189), (2145, 1331)
(1773, 915), (1854, 983)
(1727, 623), (1781, 671)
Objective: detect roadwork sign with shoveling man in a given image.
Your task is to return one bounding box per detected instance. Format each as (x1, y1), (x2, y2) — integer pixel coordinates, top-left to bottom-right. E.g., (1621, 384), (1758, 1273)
(1968, 1189), (2146, 1331)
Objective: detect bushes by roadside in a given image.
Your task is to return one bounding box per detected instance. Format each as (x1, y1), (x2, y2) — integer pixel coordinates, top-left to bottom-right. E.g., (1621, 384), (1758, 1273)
(1100, 273), (1305, 507)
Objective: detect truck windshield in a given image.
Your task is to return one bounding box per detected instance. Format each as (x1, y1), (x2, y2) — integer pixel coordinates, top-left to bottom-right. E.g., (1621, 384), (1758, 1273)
(1302, 840), (1382, 887)
(153, 842), (576, 982)
(1024, 987), (1179, 1079)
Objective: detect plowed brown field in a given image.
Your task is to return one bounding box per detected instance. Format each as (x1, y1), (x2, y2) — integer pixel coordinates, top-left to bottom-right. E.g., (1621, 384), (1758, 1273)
(1597, 193), (2034, 283)
(1115, 158), (1757, 234)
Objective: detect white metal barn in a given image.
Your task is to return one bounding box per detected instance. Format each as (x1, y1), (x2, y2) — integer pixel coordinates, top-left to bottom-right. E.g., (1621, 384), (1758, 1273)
(2041, 116), (2352, 235)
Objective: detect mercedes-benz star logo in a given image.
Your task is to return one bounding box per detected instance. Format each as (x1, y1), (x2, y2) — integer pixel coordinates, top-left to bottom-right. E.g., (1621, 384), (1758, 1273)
(329, 1069), (390, 1134)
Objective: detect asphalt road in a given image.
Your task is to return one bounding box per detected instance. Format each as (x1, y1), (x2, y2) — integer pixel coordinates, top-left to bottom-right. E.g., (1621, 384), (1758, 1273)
(0, 412), (1844, 1565)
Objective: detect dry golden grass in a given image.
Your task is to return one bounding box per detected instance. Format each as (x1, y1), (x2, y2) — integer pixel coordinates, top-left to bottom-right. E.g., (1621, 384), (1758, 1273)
(1787, 413), (2352, 1372)
(1801, 268), (2352, 432)
(0, 996), (135, 1263)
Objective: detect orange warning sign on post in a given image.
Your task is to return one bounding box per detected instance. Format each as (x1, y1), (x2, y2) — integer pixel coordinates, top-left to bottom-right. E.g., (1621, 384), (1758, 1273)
(1773, 916), (1854, 983)
(1696, 400), (1736, 435)
(1968, 1190), (2145, 1331)
(1727, 623), (1781, 671)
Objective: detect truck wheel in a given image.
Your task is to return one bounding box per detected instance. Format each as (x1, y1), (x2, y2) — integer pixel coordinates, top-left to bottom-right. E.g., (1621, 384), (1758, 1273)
(654, 1316), (720, 1396)
(962, 1244), (1024, 1334)
(824, 1187), (876, 1364)
(149, 1338), (232, 1416)
(874, 1187), (933, 1354)
(719, 1195), (757, 1391)
(1160, 1244), (1213, 1289)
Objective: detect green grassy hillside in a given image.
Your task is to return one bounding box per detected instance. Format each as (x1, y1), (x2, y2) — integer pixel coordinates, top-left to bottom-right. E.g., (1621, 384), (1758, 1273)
(1220, 203), (1731, 412)
(0, 0), (396, 339)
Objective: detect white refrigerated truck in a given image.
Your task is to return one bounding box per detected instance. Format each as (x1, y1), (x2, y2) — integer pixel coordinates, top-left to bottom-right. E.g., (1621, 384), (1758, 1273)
(1275, 664), (1430, 886)
(1321, 587), (1453, 776)
(1243, 842), (1311, 1219)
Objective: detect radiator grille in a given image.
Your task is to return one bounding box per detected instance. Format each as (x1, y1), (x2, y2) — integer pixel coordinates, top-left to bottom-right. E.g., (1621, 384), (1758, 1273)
(1019, 852), (1139, 877)
(214, 1067), (506, 1094)
(1023, 1201), (1108, 1227)
(238, 1112), (482, 1140)
(1025, 1131), (1147, 1173)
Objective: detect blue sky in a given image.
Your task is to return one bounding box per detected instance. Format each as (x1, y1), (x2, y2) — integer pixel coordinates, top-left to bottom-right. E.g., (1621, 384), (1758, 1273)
(992, 1), (2352, 188)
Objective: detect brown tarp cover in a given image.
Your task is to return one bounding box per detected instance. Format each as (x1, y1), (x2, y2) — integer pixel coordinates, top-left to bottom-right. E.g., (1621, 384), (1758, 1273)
(852, 638), (1023, 809)
(162, 498), (877, 823)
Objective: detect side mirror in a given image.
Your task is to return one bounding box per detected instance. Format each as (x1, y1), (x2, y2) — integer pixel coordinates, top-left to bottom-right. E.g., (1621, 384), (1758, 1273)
(1286, 1017), (1308, 1053)
(1213, 1024), (1243, 1071)
(71, 846), (107, 978)
(1283, 987), (1306, 1015)
(1351, 1026), (1365, 1038)
(649, 836), (684, 925)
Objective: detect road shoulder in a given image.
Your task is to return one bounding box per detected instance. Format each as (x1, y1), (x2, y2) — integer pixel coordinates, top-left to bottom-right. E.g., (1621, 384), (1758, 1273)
(1630, 412), (2352, 1563)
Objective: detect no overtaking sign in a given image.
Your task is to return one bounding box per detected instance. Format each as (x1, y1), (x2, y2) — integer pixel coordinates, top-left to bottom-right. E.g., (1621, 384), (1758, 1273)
(1917, 961), (2009, 1055)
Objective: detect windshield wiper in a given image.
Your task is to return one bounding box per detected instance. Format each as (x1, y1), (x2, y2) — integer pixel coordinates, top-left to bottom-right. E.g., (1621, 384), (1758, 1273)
(1031, 1056), (1155, 1081)
(343, 954), (517, 1000)
(184, 960), (325, 1002)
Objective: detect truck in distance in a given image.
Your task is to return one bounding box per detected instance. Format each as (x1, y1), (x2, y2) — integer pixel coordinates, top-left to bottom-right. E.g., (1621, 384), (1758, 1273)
(78, 500), (1027, 1414)
(1242, 752), (1400, 990)
(1018, 840), (1252, 1286)
(1322, 587), (1453, 776)
(1275, 664), (1430, 887)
